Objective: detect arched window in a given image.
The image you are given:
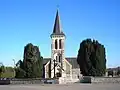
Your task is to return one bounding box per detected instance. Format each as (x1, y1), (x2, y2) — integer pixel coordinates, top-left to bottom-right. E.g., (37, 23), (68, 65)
(59, 39), (62, 49)
(59, 55), (61, 62)
(55, 39), (58, 49)
(56, 56), (57, 61)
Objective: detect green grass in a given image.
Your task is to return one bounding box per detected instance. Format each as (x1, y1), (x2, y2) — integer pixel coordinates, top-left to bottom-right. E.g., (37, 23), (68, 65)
(1, 71), (15, 78)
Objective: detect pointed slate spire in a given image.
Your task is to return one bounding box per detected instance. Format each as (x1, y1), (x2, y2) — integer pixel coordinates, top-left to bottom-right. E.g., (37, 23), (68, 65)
(51, 10), (65, 36)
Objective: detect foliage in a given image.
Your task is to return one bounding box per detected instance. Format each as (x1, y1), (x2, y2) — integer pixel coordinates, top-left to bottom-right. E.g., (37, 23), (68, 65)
(15, 60), (25, 78)
(117, 70), (120, 76)
(108, 70), (113, 77)
(15, 67), (26, 78)
(77, 39), (106, 76)
(117, 67), (120, 76)
(15, 43), (43, 78)
(0, 63), (5, 77)
(0, 66), (15, 78)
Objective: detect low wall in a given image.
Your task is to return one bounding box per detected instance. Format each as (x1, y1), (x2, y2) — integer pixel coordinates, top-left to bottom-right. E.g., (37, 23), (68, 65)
(80, 76), (120, 84)
(0, 78), (59, 85)
(91, 77), (120, 84)
(1, 77), (120, 85)
(80, 76), (91, 83)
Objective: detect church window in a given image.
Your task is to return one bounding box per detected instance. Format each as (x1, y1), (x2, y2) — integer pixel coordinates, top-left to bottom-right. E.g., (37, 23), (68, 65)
(59, 56), (61, 62)
(55, 39), (58, 49)
(59, 39), (62, 49)
(56, 56), (57, 61)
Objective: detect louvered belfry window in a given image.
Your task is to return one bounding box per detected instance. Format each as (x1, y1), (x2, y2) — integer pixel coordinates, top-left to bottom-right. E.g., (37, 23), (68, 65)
(59, 39), (62, 49)
(55, 39), (58, 49)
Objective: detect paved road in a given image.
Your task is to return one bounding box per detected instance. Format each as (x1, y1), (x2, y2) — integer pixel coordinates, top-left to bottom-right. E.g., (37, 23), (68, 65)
(0, 84), (120, 90)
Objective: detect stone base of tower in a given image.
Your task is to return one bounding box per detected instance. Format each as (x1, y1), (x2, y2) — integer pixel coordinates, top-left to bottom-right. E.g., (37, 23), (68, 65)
(59, 73), (82, 84)
(44, 59), (73, 79)
(51, 71), (67, 78)
(58, 77), (80, 84)
(44, 58), (82, 84)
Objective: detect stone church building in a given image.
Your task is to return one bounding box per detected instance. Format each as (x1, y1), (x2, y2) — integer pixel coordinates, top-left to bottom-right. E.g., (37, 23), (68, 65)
(43, 10), (81, 80)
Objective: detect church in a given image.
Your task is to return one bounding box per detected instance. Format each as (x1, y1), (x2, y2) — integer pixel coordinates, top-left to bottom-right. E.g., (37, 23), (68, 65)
(43, 10), (81, 80)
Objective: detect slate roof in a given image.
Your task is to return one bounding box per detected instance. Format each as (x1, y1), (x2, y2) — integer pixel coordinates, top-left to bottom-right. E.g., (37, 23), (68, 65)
(43, 57), (79, 69)
(43, 58), (50, 65)
(66, 57), (79, 69)
(51, 10), (65, 36)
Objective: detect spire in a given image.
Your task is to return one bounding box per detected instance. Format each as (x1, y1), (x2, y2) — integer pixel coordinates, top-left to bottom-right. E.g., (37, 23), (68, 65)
(52, 10), (65, 36)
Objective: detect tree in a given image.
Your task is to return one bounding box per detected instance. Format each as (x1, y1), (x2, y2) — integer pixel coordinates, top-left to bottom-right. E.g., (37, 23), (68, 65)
(77, 39), (106, 76)
(108, 69), (113, 77)
(2, 67), (15, 78)
(15, 43), (43, 78)
(15, 60), (26, 78)
(15, 67), (26, 78)
(0, 63), (5, 77)
(117, 67), (120, 76)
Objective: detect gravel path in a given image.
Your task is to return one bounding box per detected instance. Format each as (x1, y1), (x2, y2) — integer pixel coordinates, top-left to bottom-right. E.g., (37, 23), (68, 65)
(0, 83), (120, 90)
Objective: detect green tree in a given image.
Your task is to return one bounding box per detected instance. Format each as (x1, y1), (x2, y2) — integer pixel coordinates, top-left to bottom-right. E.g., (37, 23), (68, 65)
(15, 43), (43, 78)
(77, 39), (106, 76)
(108, 69), (113, 77)
(15, 60), (26, 78)
(1, 67), (15, 78)
(0, 62), (15, 78)
(0, 63), (5, 77)
(15, 67), (26, 78)
(117, 67), (120, 76)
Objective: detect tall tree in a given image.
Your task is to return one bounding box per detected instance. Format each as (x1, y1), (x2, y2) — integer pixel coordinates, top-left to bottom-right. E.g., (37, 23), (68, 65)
(23, 43), (43, 78)
(77, 39), (106, 76)
(15, 43), (43, 78)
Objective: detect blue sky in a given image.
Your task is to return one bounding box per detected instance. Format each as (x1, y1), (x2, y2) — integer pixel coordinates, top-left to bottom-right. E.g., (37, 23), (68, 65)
(0, 0), (120, 68)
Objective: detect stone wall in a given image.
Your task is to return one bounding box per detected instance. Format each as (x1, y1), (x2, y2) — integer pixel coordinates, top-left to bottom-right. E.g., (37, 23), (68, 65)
(1, 77), (120, 85)
(91, 77), (120, 83)
(72, 69), (82, 79)
(80, 76), (120, 84)
(59, 77), (80, 84)
(0, 78), (59, 85)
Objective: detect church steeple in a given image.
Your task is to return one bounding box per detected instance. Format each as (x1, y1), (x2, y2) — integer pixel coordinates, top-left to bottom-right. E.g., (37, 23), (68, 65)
(50, 10), (66, 78)
(51, 10), (65, 36)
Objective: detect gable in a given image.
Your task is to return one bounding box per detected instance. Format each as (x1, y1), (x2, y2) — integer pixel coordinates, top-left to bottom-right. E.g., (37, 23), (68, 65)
(43, 58), (51, 65)
(43, 57), (79, 69)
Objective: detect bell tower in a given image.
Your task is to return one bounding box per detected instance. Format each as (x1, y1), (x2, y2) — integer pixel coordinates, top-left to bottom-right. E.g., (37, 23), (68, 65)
(50, 10), (66, 78)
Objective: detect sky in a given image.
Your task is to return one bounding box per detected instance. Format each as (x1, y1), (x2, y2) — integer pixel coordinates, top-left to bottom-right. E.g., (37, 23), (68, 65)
(0, 0), (120, 68)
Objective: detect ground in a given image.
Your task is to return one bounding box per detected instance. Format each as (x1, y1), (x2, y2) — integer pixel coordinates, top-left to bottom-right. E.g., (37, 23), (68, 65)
(0, 84), (120, 90)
